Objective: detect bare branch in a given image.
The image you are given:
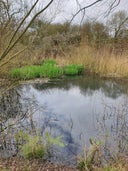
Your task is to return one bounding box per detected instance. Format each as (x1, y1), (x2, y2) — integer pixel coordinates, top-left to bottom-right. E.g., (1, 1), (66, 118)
(70, 0), (103, 23)
(0, 0), (40, 61)
(114, 16), (128, 38)
(71, 0), (122, 23)
(0, 0), (54, 61)
(0, 48), (26, 68)
(106, 0), (121, 16)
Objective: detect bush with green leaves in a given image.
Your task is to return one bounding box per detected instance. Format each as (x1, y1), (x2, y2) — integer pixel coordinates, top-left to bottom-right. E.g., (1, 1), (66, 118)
(64, 64), (84, 76)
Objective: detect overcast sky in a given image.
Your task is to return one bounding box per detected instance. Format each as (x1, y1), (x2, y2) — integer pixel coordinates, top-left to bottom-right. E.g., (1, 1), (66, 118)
(50, 0), (128, 24)
(25, 0), (128, 24)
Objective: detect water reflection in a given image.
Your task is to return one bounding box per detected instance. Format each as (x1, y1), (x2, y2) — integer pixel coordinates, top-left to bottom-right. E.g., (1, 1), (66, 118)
(0, 88), (29, 157)
(0, 76), (128, 163)
(34, 76), (127, 99)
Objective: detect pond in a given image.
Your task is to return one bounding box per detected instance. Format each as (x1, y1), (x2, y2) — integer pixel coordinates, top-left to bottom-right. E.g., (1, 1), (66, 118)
(0, 76), (128, 165)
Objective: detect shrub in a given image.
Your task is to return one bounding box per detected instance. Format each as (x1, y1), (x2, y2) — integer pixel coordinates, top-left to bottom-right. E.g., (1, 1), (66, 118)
(64, 64), (84, 76)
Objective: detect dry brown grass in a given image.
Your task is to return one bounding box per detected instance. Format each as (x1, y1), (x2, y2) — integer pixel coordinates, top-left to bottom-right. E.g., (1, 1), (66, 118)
(58, 43), (128, 78)
(0, 157), (78, 171)
(0, 156), (128, 171)
(1, 42), (128, 79)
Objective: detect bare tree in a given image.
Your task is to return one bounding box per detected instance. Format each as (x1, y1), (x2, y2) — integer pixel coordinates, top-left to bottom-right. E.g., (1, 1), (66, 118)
(71, 0), (121, 23)
(0, 0), (23, 29)
(108, 10), (128, 40)
(0, 0), (122, 68)
(0, 0), (24, 55)
(0, 0), (121, 56)
(0, 0), (54, 67)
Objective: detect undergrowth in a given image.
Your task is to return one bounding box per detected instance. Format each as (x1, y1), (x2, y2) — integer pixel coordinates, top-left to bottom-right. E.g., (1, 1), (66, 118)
(15, 130), (65, 159)
(10, 59), (84, 80)
(77, 138), (128, 171)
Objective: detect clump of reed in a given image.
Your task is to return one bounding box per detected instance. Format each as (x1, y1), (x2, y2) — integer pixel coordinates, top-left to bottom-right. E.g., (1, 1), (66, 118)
(63, 43), (128, 78)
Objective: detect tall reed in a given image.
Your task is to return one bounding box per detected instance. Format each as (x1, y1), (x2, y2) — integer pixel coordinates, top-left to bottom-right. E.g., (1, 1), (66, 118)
(60, 43), (128, 78)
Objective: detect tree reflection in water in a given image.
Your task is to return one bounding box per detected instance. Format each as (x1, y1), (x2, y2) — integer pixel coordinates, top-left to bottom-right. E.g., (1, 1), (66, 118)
(0, 76), (128, 164)
(0, 88), (29, 157)
(96, 98), (128, 160)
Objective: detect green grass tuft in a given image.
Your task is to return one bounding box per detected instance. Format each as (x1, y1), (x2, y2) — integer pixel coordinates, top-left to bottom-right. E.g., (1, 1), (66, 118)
(64, 64), (84, 76)
(10, 59), (84, 80)
(40, 65), (63, 78)
(21, 136), (44, 159)
(42, 58), (57, 66)
(10, 66), (42, 79)
(10, 59), (63, 79)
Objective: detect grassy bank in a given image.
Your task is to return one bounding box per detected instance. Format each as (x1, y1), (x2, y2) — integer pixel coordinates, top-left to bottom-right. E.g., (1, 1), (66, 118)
(9, 45), (128, 80)
(1, 43), (128, 79)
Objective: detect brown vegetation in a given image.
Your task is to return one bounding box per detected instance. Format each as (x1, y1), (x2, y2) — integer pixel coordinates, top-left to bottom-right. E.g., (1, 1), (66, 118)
(1, 9), (128, 78)
(0, 157), (78, 171)
(0, 155), (128, 171)
(62, 43), (128, 78)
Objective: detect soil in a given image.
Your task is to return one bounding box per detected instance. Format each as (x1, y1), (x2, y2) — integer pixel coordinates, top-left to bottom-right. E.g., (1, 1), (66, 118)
(0, 157), (78, 171)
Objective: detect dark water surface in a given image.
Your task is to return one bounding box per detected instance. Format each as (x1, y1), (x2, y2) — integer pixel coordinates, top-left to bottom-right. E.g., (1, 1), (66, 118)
(1, 76), (128, 164)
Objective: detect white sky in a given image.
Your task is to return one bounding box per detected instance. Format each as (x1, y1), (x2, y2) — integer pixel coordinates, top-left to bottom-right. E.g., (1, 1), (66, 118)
(51, 0), (128, 24)
(24, 0), (128, 24)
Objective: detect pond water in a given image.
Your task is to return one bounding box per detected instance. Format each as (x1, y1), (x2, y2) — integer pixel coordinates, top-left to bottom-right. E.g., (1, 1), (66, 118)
(1, 76), (128, 165)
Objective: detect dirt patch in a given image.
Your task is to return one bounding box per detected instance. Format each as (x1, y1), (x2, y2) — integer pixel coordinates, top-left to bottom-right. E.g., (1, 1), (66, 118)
(0, 157), (78, 171)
